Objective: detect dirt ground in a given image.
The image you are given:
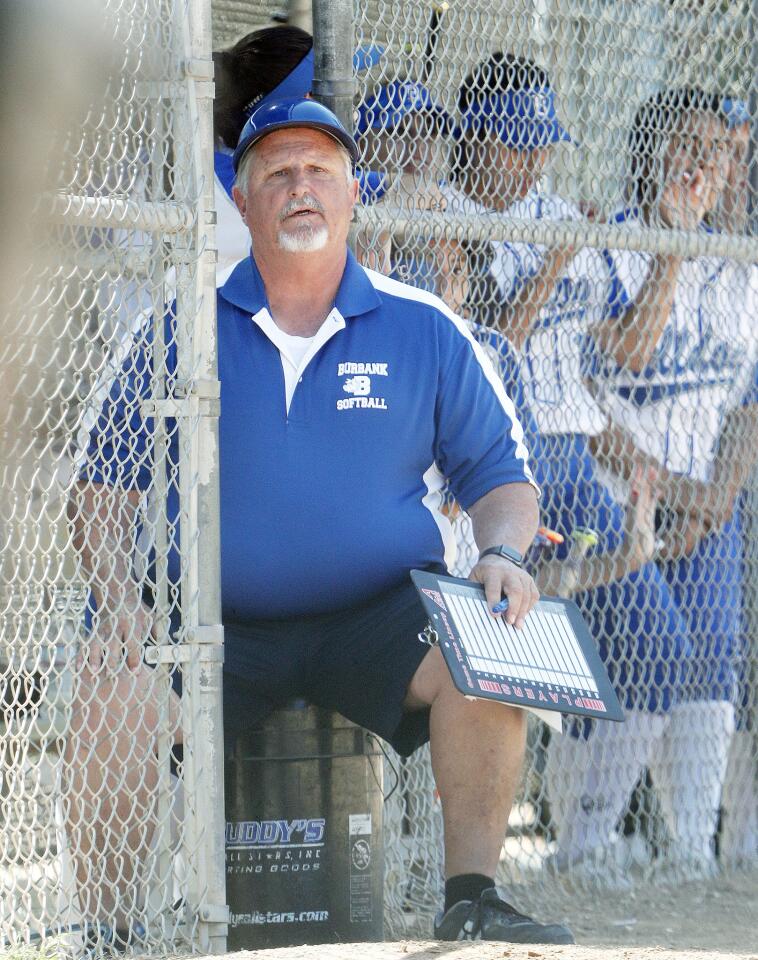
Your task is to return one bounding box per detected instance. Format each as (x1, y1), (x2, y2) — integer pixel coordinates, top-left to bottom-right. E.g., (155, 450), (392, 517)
(210, 868), (758, 960)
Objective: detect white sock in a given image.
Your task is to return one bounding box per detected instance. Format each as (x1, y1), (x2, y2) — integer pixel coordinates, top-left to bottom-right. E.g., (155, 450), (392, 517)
(547, 712), (666, 861)
(649, 700), (735, 862)
(719, 729), (758, 863)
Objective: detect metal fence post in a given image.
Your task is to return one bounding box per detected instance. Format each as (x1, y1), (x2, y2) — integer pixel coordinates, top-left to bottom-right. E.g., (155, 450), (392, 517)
(311, 0), (355, 134)
(183, 0), (227, 953)
(312, 0), (356, 253)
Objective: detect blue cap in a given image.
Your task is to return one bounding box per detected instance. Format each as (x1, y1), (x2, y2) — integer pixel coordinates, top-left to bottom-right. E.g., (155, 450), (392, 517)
(459, 88), (572, 149)
(723, 97), (750, 129)
(358, 169), (389, 205)
(243, 45), (385, 120)
(357, 80), (452, 135)
(233, 97), (359, 173)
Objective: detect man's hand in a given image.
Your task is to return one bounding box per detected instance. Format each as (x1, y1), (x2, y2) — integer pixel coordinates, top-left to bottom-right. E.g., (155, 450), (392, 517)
(469, 555), (540, 629)
(85, 586), (156, 672)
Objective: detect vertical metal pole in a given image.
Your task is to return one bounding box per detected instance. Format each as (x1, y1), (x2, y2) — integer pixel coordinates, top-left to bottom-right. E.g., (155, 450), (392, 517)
(184, 0), (227, 953)
(312, 0), (356, 253)
(311, 0), (355, 134)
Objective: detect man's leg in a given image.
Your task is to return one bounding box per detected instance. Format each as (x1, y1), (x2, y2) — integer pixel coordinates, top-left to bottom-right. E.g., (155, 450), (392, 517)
(405, 645), (573, 943)
(406, 646), (526, 878)
(62, 663), (181, 934)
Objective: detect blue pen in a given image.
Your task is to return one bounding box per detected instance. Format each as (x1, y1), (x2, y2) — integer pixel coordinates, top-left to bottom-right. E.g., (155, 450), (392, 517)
(491, 597), (509, 615)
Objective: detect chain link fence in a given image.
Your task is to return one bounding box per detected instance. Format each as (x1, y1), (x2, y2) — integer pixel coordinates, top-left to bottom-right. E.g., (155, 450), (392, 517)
(346, 0), (758, 938)
(3, 0), (758, 955)
(1, 0), (224, 954)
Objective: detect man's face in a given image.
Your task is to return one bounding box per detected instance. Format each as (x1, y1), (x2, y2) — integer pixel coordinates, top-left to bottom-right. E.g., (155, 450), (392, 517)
(469, 137), (550, 209)
(233, 128), (358, 256)
(362, 115), (444, 177)
(663, 110), (730, 216)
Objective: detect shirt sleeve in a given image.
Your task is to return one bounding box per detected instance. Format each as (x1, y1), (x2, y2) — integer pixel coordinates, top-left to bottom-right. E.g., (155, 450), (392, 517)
(81, 311), (178, 491)
(602, 247), (651, 320)
(740, 269), (758, 408)
(433, 313), (538, 510)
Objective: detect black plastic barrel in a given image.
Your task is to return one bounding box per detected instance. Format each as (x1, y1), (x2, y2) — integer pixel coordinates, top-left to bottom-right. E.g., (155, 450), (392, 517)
(225, 704), (385, 948)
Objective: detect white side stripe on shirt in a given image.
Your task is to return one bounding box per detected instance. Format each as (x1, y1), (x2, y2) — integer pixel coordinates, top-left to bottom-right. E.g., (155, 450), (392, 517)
(364, 268), (538, 494)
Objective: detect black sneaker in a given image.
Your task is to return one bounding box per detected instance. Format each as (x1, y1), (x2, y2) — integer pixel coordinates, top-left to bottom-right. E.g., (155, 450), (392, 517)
(434, 887), (575, 944)
(81, 920), (147, 956)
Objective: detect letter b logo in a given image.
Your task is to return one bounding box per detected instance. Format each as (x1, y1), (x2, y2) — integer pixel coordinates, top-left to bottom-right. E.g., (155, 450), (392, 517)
(343, 375), (371, 396)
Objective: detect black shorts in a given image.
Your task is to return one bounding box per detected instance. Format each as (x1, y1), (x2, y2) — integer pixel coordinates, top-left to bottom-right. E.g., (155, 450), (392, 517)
(222, 569), (440, 757)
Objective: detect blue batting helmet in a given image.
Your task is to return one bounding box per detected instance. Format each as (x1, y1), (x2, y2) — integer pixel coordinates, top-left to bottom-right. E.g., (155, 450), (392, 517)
(233, 97), (359, 173)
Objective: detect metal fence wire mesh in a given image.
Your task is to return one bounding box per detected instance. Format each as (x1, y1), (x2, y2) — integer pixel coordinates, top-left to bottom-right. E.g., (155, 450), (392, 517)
(349, 0), (758, 939)
(2, 0), (758, 955)
(1, 0), (223, 955)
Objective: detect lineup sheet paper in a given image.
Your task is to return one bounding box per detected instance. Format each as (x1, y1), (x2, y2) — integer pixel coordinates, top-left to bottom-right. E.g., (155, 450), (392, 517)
(411, 571), (625, 729)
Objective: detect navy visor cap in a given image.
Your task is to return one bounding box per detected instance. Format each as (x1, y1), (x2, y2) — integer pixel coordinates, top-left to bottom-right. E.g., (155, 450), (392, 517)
(233, 96), (359, 173)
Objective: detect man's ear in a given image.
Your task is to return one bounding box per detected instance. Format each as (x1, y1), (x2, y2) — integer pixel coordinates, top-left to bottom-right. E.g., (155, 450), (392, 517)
(232, 185), (246, 219)
(350, 175), (360, 206)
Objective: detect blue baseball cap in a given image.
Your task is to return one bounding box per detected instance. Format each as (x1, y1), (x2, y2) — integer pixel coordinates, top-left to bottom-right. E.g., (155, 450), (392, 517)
(459, 88), (572, 149)
(243, 45), (385, 119)
(357, 80), (452, 135)
(233, 96), (359, 173)
(723, 97), (751, 129)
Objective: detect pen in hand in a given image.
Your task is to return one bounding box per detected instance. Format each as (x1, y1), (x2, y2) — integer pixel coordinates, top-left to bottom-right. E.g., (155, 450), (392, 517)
(491, 597), (509, 615)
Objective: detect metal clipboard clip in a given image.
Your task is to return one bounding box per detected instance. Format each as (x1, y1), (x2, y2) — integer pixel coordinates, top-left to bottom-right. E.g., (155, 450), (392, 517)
(417, 621), (439, 646)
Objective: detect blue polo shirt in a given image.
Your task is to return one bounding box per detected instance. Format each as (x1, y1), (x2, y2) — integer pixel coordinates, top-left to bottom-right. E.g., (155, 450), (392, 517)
(83, 252), (535, 620)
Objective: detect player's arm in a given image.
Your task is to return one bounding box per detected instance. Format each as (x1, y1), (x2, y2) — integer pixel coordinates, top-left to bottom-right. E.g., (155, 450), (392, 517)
(534, 466), (659, 595)
(494, 245), (577, 350)
(591, 167), (715, 373)
(707, 404), (758, 517)
(589, 253), (681, 372)
(656, 403), (758, 560)
(589, 422), (705, 526)
(435, 236), (470, 317)
(71, 309), (176, 669)
(588, 414), (750, 551)
(68, 480), (154, 670)
(468, 482), (540, 629)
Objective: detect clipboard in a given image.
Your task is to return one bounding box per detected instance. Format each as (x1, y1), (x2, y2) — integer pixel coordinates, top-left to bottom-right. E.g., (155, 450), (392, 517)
(411, 570), (624, 729)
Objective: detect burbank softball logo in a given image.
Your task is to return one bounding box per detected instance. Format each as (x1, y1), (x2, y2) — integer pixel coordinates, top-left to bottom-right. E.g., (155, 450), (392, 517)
(336, 360), (389, 411)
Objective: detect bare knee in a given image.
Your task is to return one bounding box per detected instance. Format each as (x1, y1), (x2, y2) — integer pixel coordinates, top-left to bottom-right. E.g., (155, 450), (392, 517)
(405, 646), (456, 708)
(405, 648), (527, 733)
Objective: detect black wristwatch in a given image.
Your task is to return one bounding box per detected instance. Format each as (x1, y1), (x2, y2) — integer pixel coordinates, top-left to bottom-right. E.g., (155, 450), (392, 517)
(478, 544), (524, 568)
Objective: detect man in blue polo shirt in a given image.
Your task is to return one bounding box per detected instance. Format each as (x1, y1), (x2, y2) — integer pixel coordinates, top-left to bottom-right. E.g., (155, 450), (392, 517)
(69, 98), (573, 945)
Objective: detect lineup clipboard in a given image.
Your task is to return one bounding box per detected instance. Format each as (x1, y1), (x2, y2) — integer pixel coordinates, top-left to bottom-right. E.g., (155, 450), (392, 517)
(411, 570), (624, 728)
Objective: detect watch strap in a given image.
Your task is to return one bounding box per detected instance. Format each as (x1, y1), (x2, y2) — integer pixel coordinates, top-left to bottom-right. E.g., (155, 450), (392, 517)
(478, 544), (523, 568)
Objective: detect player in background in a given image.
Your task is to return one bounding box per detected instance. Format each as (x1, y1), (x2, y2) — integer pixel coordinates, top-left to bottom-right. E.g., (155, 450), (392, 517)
(589, 88), (758, 877)
(712, 98), (751, 235)
(212, 26), (384, 284)
(706, 96), (757, 867)
(355, 80), (469, 313)
(443, 53), (692, 884)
